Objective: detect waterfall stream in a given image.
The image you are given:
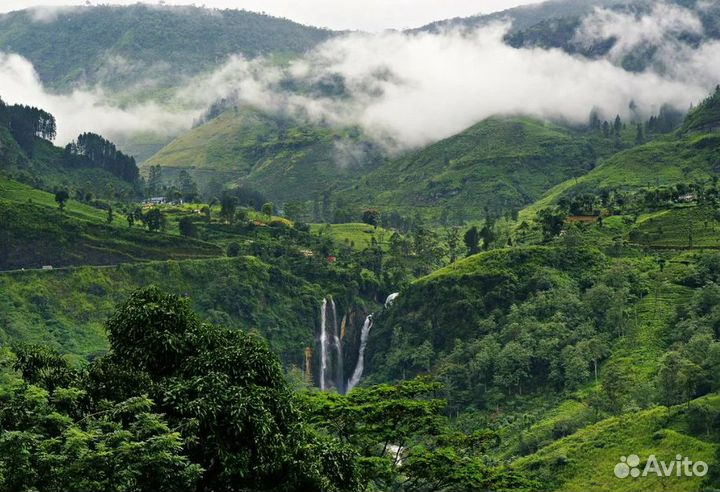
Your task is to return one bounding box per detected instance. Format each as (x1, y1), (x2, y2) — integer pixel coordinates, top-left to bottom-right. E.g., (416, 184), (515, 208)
(346, 314), (373, 393)
(319, 298), (329, 390)
(330, 298), (344, 394)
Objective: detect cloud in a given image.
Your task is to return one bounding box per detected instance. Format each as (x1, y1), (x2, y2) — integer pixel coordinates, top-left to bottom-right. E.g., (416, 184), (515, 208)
(189, 21), (710, 150)
(1, 2), (719, 154)
(576, 3), (704, 62)
(0, 52), (199, 143)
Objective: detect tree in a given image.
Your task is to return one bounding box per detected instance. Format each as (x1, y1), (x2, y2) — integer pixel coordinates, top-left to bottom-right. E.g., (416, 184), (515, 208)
(464, 226), (480, 256)
(64, 132), (139, 183)
(262, 202), (274, 217)
(127, 212), (135, 227)
(538, 208), (566, 240)
(362, 208), (380, 228)
(226, 242), (241, 257)
(147, 165), (162, 196)
(177, 170), (198, 202)
(494, 341), (531, 395)
(445, 227), (462, 263)
(106, 205), (113, 224)
(220, 193), (237, 224)
(613, 115), (622, 136)
(103, 287), (359, 491)
(302, 377), (537, 492)
(178, 216), (198, 238)
(54, 190), (69, 210)
(144, 208), (165, 232)
(635, 123), (644, 145)
(480, 223), (495, 251)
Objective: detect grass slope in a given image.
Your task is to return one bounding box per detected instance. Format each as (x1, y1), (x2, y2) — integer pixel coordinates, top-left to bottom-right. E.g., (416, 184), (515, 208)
(344, 117), (631, 220)
(145, 107), (385, 202)
(520, 132), (720, 221)
(515, 395), (720, 492)
(0, 176), (221, 270)
(0, 256), (326, 365)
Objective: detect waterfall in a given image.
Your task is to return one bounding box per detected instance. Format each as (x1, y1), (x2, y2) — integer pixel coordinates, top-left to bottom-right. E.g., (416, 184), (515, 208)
(385, 292), (399, 307)
(346, 314), (373, 393)
(330, 299), (344, 394)
(319, 298), (329, 390)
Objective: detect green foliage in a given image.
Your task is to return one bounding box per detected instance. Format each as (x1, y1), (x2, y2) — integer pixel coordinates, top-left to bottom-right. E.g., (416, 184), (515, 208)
(301, 377), (537, 491)
(145, 108), (385, 204)
(682, 85), (720, 134)
(1, 288), (361, 491)
(0, 4), (334, 91)
(0, 194), (220, 270)
(345, 116), (626, 221)
(53, 189), (68, 210)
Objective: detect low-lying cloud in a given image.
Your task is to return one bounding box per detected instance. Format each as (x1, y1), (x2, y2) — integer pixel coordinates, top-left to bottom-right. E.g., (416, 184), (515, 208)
(0, 52), (199, 144)
(1, 1), (719, 153)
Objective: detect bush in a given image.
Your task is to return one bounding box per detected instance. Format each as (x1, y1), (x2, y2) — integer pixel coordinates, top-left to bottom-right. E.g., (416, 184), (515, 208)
(226, 241), (241, 257)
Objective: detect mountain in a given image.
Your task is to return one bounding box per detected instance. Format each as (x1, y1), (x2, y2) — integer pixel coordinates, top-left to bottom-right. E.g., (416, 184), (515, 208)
(342, 116), (636, 221)
(417, 0), (624, 33)
(144, 106), (386, 203)
(0, 4), (335, 91)
(522, 93), (720, 218)
(420, 0), (720, 73)
(0, 98), (141, 199)
(0, 175), (222, 271)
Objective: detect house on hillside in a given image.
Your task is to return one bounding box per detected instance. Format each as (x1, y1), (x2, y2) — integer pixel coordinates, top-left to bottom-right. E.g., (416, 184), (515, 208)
(143, 197), (167, 207)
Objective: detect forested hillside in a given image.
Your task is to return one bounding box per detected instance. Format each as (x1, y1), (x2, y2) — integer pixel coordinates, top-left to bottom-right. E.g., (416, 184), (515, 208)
(343, 116), (642, 221)
(144, 106), (385, 203)
(0, 4), (334, 91)
(2, 3), (720, 491)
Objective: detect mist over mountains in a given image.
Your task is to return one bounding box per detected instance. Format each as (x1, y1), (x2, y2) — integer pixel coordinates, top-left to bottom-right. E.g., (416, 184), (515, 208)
(0, 0), (718, 151)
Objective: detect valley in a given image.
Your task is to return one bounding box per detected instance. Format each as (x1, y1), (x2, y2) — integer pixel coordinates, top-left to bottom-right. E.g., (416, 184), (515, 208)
(1, 1), (720, 491)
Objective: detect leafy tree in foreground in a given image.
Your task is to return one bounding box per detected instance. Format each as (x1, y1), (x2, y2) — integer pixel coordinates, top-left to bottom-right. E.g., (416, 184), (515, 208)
(102, 287), (359, 492)
(0, 288), (360, 492)
(301, 377), (538, 492)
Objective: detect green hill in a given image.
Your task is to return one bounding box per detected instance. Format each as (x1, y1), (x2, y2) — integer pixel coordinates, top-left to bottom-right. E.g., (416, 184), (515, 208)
(0, 176), (221, 271)
(514, 396), (719, 492)
(420, 0), (720, 74)
(682, 86), (720, 134)
(343, 116), (630, 221)
(144, 107), (385, 203)
(520, 132), (720, 221)
(0, 256), (325, 364)
(0, 4), (334, 92)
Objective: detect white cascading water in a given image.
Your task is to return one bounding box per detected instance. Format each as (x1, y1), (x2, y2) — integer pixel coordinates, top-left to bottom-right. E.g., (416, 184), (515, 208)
(346, 314), (373, 393)
(319, 298), (329, 390)
(385, 292), (399, 307)
(330, 298), (344, 394)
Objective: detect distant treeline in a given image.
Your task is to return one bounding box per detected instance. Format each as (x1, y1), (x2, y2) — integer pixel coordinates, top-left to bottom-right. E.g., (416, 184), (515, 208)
(0, 98), (57, 152)
(64, 132), (139, 183)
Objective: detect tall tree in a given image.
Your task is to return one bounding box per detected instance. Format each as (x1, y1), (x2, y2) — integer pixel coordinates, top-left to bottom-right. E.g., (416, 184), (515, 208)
(464, 226), (481, 256)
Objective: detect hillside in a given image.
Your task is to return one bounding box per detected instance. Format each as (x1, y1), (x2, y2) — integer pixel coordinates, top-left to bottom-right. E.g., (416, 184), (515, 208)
(362, 238), (720, 489)
(0, 176), (222, 271)
(144, 106), (385, 203)
(0, 4), (334, 91)
(421, 0), (720, 73)
(343, 116), (632, 221)
(521, 132), (720, 221)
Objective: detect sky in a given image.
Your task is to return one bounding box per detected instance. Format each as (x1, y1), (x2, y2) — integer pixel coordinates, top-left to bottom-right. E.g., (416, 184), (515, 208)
(0, 0), (545, 31)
